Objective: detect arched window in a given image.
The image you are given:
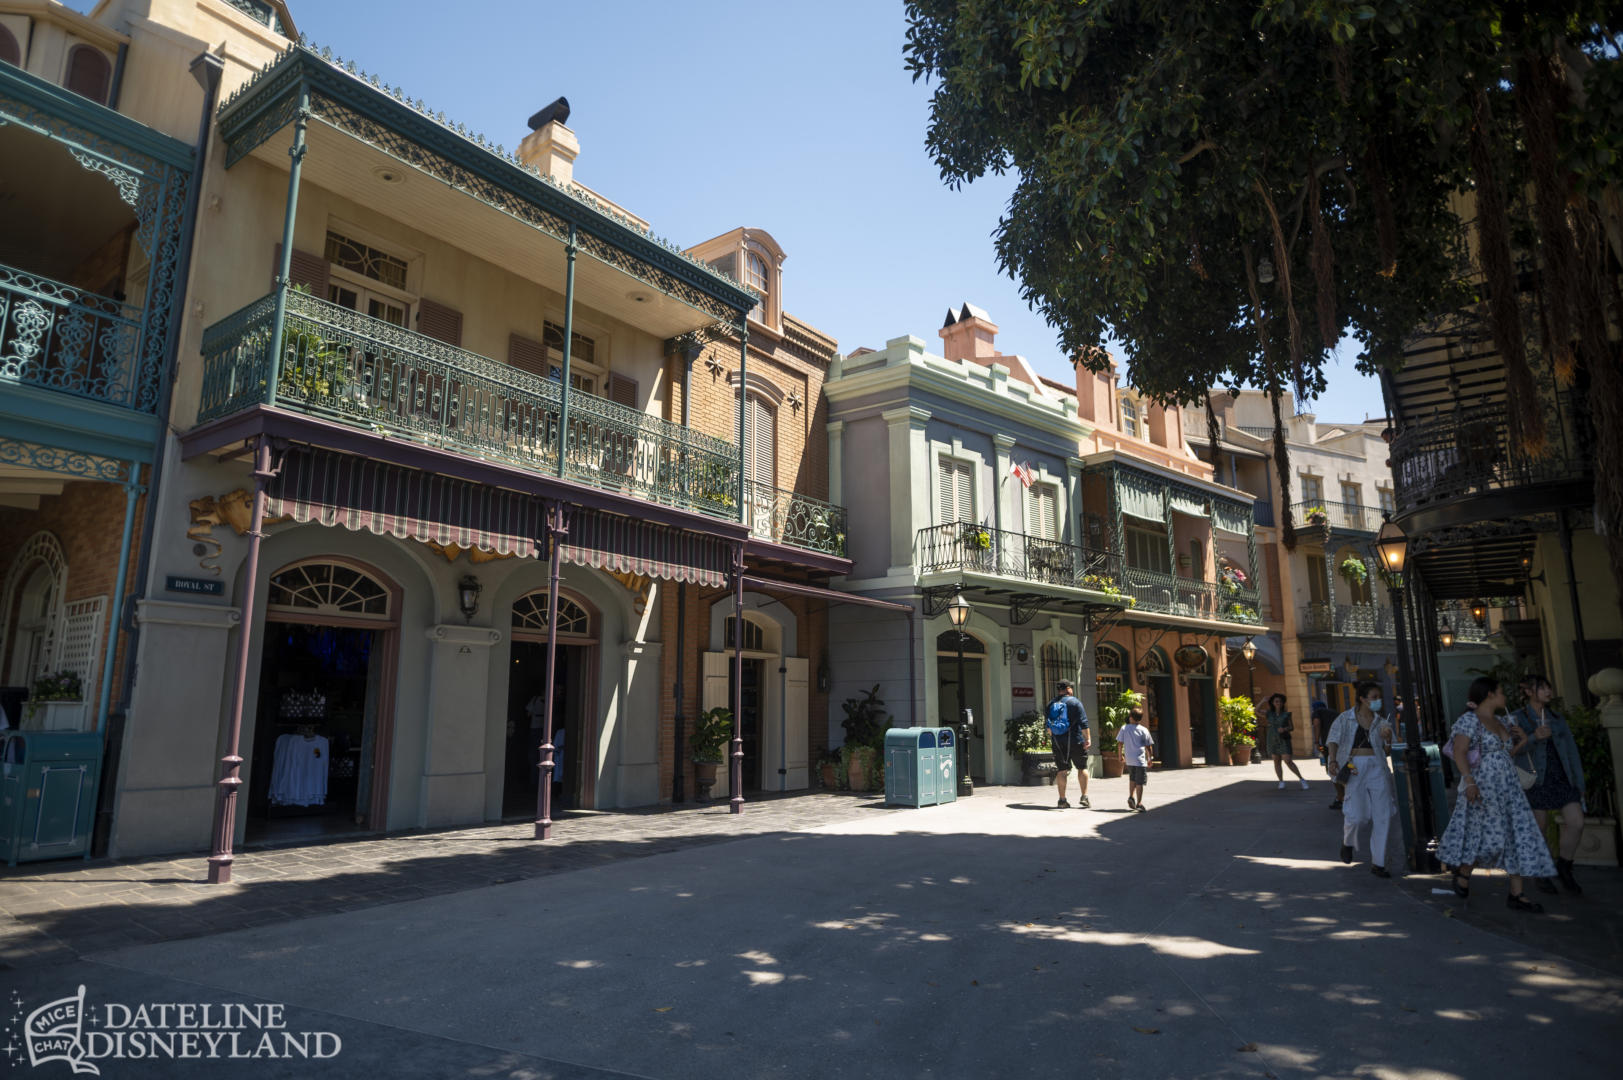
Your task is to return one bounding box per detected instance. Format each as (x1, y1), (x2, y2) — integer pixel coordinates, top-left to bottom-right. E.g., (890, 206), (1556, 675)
(725, 615), (766, 651)
(935, 629), (984, 654)
(1038, 641), (1076, 700)
(745, 251), (767, 323)
(1095, 642), (1126, 703)
(1120, 397), (1139, 437)
(512, 592), (592, 637)
(1, 532), (69, 685)
(267, 561), (390, 619)
(64, 45), (112, 105)
(0, 25), (22, 67)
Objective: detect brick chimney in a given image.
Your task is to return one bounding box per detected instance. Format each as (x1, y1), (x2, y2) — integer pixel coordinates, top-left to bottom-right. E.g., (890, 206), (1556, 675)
(518, 96), (578, 186)
(1072, 347), (1117, 424)
(939, 303), (999, 364)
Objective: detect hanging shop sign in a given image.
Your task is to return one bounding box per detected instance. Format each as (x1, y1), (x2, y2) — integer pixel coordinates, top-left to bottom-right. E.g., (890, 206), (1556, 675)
(1299, 658), (1334, 675)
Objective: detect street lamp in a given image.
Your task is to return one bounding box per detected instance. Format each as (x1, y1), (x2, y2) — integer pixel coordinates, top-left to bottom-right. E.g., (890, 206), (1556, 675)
(947, 591), (974, 797)
(1438, 618), (1456, 650)
(1240, 637), (1258, 701)
(1468, 599), (1487, 628)
(1373, 519), (1436, 873)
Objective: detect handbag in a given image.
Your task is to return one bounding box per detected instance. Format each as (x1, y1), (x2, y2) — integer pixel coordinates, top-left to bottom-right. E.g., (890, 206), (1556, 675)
(1514, 753), (1537, 791)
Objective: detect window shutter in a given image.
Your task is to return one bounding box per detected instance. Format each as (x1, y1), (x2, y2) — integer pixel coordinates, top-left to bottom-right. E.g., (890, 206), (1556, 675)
(1307, 554), (1329, 604)
(956, 460), (973, 523)
(0, 26), (21, 66)
(272, 244), (331, 296)
(65, 46), (112, 104)
(508, 334), (546, 378)
(751, 399), (774, 488)
(608, 374), (638, 408)
(1031, 484), (1058, 540)
(417, 298), (463, 347)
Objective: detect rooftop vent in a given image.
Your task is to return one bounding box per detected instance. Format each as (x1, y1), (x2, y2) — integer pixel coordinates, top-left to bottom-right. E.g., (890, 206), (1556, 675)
(528, 96), (570, 131)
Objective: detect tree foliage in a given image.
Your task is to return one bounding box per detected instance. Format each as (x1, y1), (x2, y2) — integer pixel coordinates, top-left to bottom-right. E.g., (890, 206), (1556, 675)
(906, 0), (1623, 585)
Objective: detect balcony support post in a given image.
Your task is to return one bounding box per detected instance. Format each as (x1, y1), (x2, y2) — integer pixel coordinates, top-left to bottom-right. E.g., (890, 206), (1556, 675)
(1389, 573), (1438, 875)
(536, 501), (567, 840)
(95, 467), (144, 732)
(556, 224), (578, 478)
(737, 321), (749, 524)
(730, 544), (746, 815)
(266, 85), (311, 407)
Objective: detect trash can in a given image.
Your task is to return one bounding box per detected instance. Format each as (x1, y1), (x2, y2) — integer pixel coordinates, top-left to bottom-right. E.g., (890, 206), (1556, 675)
(1390, 741), (1448, 859)
(884, 727), (940, 807)
(0, 731), (104, 866)
(934, 727), (959, 804)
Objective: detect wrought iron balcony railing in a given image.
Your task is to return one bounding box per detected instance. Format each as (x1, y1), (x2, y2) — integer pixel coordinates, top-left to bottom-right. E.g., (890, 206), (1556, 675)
(916, 522), (1116, 592)
(1120, 566), (1264, 624)
(744, 480), (847, 557)
(1, 262), (146, 413)
(1292, 500), (1378, 533)
(1301, 601), (1394, 639)
(1391, 397), (1592, 516)
(198, 289), (739, 519)
(1253, 499), (1275, 528)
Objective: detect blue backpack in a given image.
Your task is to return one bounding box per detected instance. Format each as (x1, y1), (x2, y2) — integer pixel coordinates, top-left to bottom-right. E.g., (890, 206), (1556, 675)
(1045, 698), (1071, 737)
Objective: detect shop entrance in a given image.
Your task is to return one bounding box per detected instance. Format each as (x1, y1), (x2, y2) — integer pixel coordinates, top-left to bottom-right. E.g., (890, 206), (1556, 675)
(1186, 676), (1218, 764)
(728, 658), (766, 793)
(505, 590), (597, 815)
(937, 630), (988, 782)
(246, 560), (398, 845)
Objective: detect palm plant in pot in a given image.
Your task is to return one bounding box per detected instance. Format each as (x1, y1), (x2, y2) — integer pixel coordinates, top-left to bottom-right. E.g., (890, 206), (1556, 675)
(690, 706), (733, 801)
(1003, 709), (1055, 785)
(1099, 688), (1143, 779)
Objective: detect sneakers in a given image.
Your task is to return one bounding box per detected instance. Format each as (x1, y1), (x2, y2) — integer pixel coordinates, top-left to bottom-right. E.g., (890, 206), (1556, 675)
(1135, 802), (1147, 813)
(1299, 779), (1310, 790)
(1127, 795), (1138, 810)
(1078, 796), (1091, 809)
(1340, 844), (1354, 864)
(1057, 797), (1071, 809)
(1277, 781), (1286, 790)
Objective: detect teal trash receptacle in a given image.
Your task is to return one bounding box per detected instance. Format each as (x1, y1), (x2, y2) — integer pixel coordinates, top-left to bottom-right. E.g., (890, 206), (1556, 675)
(885, 728), (941, 807)
(1390, 742), (1448, 859)
(934, 727), (959, 804)
(0, 731), (104, 866)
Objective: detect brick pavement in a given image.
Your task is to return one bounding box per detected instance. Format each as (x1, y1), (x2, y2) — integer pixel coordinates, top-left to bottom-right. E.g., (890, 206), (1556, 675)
(0, 791), (900, 970)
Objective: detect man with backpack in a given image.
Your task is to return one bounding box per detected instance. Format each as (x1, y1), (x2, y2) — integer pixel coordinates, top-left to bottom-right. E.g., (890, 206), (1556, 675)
(1047, 680), (1091, 809)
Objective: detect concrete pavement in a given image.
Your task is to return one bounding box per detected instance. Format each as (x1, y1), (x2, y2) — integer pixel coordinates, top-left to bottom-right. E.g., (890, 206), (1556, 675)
(3, 768), (1618, 1078)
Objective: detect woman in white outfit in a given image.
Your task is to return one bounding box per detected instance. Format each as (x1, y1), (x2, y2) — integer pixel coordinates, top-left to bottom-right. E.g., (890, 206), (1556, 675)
(1325, 681), (1398, 878)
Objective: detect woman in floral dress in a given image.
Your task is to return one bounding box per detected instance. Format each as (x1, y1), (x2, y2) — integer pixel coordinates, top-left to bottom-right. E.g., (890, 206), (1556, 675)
(1438, 676), (1555, 912)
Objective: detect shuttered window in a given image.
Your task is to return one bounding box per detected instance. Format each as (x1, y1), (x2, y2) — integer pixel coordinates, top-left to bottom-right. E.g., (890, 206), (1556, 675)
(1, 26), (22, 66)
(272, 245), (330, 296)
(416, 298), (462, 346)
(735, 397), (775, 487)
(607, 374), (638, 408)
(1125, 526), (1171, 573)
(65, 46), (111, 104)
(508, 334), (547, 378)
(1028, 483), (1059, 540)
(1307, 553), (1329, 604)
(938, 457), (974, 524)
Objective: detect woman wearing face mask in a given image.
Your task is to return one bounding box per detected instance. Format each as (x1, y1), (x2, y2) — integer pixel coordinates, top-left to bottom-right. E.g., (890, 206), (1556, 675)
(1325, 681), (1399, 878)
(1437, 676), (1554, 912)
(1511, 674), (1586, 895)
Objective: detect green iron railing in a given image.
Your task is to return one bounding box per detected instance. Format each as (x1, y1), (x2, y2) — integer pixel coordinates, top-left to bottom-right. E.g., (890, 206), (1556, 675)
(198, 289), (739, 519)
(915, 522), (1119, 593)
(1120, 565), (1264, 625)
(1, 262), (145, 412)
(1293, 500), (1378, 533)
(745, 480), (848, 557)
(1301, 601), (1394, 638)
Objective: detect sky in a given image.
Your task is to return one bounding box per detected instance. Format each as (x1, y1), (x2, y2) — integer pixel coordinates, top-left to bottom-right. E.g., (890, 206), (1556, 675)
(82, 0), (1386, 422)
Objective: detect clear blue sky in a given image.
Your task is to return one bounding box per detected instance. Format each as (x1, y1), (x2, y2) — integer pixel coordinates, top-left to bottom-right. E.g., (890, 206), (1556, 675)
(87, 0), (1387, 422)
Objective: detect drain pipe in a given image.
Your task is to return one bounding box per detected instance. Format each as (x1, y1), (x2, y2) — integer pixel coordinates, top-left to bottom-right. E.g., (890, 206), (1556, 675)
(93, 51), (224, 857)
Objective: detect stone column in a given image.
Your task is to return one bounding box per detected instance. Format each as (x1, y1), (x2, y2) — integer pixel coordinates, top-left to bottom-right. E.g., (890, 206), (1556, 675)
(992, 433), (1016, 538)
(826, 420), (845, 507)
(420, 624), (503, 828)
(883, 406), (931, 575)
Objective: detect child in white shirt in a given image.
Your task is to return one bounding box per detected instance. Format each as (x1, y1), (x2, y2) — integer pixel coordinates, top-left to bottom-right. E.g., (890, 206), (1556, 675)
(1119, 709), (1155, 812)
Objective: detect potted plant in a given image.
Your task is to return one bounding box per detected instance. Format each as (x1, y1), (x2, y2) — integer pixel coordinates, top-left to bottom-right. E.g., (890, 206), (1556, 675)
(1004, 709), (1056, 785)
(839, 685), (891, 792)
(690, 706), (733, 801)
(1100, 688), (1143, 778)
(1568, 702), (1618, 866)
(818, 749), (843, 790)
(1339, 557), (1369, 588)
(1218, 694), (1257, 765)
(1302, 505), (1331, 544)
(1097, 721), (1125, 778)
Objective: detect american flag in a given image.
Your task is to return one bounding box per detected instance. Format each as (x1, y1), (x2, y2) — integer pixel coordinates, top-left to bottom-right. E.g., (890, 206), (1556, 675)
(1010, 461), (1034, 489)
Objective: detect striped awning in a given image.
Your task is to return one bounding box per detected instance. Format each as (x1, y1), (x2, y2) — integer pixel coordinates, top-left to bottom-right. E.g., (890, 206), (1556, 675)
(266, 446), (732, 587)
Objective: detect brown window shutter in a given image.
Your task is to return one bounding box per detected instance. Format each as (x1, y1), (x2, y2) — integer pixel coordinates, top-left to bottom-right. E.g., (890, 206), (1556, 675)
(417, 298), (463, 347)
(0, 26), (21, 66)
(65, 46), (112, 104)
(607, 373), (638, 408)
(508, 333), (547, 378)
(271, 244), (331, 296)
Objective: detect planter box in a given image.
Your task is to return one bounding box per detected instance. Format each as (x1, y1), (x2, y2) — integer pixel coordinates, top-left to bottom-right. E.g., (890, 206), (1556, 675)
(29, 701), (90, 731)
(1020, 751), (1057, 786)
(1575, 816), (1619, 867)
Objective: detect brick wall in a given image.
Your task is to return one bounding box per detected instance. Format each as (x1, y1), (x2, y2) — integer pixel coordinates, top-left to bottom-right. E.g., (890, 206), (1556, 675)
(0, 475), (147, 704)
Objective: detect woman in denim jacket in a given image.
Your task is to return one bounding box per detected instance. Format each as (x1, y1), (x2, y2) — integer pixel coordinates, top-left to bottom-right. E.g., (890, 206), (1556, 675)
(1512, 674), (1586, 895)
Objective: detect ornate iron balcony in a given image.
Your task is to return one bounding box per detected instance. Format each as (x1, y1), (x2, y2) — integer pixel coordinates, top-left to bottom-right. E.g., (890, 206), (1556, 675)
(0, 262), (146, 413)
(198, 289), (739, 519)
(916, 521), (1121, 594)
(1120, 565), (1264, 624)
(1291, 500), (1378, 533)
(744, 480), (847, 557)
(1390, 398), (1591, 516)
(1301, 600), (1394, 639)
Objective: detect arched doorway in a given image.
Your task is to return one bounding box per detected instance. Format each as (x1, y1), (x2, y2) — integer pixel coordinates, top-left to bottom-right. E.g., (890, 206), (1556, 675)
(1179, 645), (1219, 764)
(1, 532), (68, 692)
(937, 628), (988, 781)
(506, 589), (599, 814)
(247, 558), (400, 843)
(1137, 646), (1177, 765)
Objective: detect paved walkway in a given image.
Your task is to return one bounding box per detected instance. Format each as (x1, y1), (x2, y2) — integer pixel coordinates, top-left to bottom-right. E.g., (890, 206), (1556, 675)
(0, 792), (900, 969)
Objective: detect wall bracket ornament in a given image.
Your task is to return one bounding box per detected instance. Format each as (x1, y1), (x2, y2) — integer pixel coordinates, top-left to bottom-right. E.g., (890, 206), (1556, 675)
(186, 490), (290, 574)
(606, 570), (652, 613)
(421, 540), (516, 565)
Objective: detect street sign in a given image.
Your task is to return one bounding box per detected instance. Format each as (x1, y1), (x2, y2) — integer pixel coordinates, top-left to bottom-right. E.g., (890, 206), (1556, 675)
(1012, 686), (1034, 698)
(1299, 658), (1334, 675)
(165, 575), (223, 596)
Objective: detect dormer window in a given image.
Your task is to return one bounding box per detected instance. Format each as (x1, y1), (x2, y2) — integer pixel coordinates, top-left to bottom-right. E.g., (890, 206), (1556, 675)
(745, 251), (768, 323)
(64, 45), (112, 105)
(1120, 397), (1139, 437)
(687, 229), (785, 333)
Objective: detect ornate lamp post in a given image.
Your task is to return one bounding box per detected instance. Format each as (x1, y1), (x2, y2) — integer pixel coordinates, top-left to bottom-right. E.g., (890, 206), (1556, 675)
(1240, 637), (1258, 702)
(1375, 519), (1437, 872)
(947, 591), (974, 796)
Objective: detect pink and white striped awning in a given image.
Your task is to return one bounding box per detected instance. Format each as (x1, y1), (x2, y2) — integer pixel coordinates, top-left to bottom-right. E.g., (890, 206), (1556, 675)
(266, 446), (732, 587)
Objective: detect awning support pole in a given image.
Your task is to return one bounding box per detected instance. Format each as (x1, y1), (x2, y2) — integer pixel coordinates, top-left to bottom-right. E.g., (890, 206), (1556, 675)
(731, 545), (746, 814)
(266, 86), (310, 406)
(537, 502), (568, 839)
(206, 435), (274, 884)
(556, 225), (577, 479)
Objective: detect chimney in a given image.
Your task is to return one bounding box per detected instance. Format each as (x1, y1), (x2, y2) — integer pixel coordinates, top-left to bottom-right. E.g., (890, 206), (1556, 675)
(1072, 346), (1117, 424)
(938, 302), (999, 364)
(518, 96), (578, 186)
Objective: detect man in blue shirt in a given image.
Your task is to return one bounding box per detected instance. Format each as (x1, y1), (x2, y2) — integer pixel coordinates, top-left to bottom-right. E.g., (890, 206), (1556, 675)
(1050, 680), (1091, 809)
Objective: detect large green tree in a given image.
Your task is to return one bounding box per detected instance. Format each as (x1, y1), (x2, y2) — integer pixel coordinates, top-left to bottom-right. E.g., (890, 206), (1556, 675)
(904, 0), (1623, 607)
